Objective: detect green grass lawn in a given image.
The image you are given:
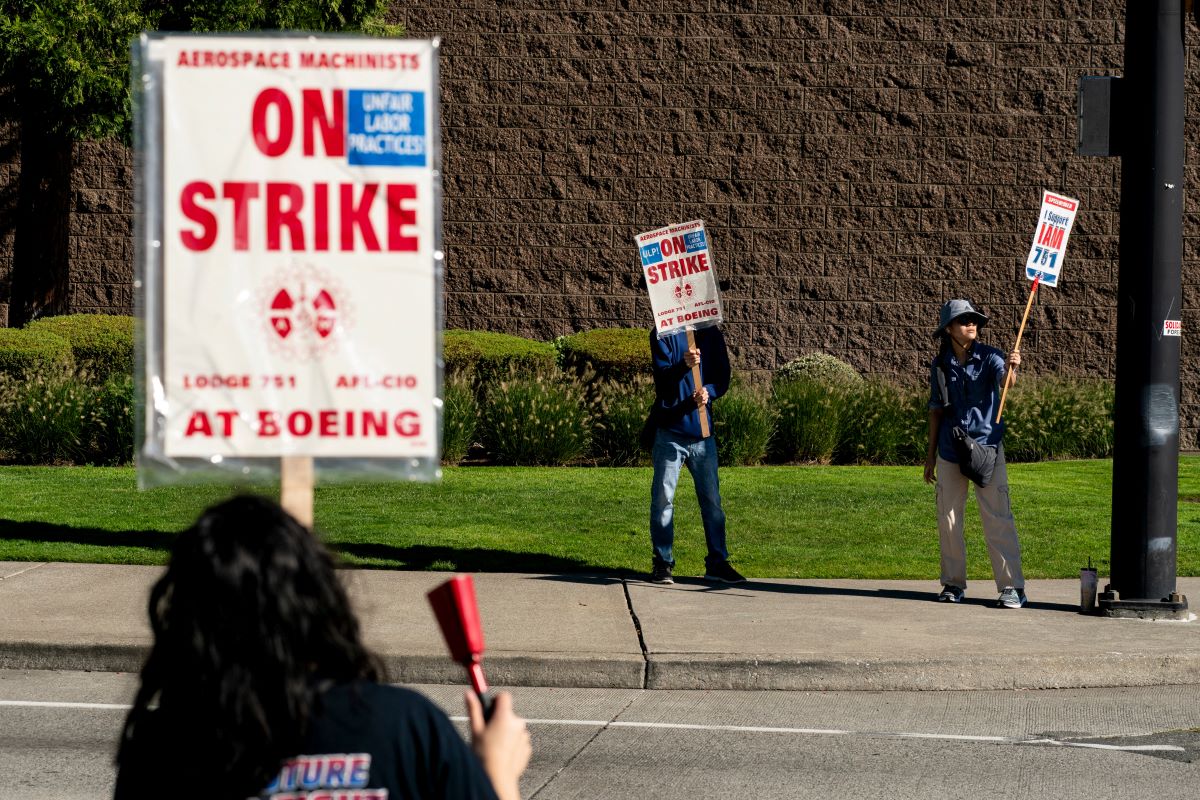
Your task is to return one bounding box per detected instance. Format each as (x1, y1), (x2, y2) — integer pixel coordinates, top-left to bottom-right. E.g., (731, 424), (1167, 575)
(1, 458), (1199, 581)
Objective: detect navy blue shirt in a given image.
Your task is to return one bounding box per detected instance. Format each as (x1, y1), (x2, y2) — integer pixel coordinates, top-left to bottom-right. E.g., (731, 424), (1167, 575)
(651, 326), (731, 439)
(928, 343), (1008, 462)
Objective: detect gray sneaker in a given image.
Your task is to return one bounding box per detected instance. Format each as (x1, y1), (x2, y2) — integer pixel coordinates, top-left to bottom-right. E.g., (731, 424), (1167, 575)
(651, 559), (674, 585)
(937, 585), (964, 603)
(997, 587), (1027, 608)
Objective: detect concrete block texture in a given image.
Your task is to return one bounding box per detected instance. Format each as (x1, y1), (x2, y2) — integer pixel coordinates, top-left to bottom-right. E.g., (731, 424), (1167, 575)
(3, 2), (1200, 444)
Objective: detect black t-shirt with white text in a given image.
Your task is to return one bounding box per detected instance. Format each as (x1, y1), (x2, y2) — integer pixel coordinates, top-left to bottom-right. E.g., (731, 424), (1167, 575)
(258, 682), (497, 800)
(114, 681), (498, 800)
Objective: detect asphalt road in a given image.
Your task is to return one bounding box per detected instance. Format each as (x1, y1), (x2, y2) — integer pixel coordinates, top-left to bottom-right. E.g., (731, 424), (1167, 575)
(2, 670), (1199, 799)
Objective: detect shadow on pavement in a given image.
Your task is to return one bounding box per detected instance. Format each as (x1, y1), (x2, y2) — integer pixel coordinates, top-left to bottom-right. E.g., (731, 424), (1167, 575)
(0, 519), (176, 551)
(541, 573), (1082, 613)
(334, 542), (626, 578)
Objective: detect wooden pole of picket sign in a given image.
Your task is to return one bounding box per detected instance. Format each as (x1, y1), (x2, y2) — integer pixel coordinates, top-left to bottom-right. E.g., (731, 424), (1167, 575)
(685, 329), (711, 438)
(281, 455), (315, 530)
(995, 273), (1041, 423)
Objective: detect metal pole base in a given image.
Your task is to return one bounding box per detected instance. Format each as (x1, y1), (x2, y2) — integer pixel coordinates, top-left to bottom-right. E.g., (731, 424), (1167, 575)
(1097, 587), (1190, 620)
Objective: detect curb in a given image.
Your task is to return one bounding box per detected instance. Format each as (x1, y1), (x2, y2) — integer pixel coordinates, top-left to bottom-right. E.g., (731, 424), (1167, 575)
(0, 642), (148, 674)
(6, 641), (1200, 692)
(645, 653), (1200, 691)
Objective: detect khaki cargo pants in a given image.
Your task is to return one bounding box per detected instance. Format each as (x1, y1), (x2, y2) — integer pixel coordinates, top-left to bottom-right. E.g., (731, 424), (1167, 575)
(935, 447), (1024, 592)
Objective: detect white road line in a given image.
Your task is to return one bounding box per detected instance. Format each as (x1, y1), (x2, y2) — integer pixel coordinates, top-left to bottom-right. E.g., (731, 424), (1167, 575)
(0, 562), (48, 581)
(0, 700), (131, 711)
(0, 701), (1184, 753)
(449, 715), (1185, 752)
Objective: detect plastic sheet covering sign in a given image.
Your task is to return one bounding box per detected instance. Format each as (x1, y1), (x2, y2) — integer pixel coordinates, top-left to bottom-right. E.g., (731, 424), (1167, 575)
(1024, 190), (1079, 288)
(636, 220), (724, 337)
(136, 34), (441, 475)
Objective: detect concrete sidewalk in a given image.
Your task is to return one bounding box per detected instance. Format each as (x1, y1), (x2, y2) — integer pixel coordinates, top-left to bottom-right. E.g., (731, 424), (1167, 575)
(1, 562), (1199, 691)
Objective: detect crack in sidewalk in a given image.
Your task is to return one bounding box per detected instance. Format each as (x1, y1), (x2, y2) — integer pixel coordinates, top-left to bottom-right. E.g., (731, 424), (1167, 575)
(620, 576), (650, 689)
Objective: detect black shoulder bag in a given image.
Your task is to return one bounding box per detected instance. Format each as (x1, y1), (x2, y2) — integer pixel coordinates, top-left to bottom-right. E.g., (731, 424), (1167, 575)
(639, 406), (659, 452)
(936, 361), (997, 488)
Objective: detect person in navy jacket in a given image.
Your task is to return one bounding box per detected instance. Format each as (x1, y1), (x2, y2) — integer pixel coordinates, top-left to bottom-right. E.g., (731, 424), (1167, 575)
(647, 324), (745, 585)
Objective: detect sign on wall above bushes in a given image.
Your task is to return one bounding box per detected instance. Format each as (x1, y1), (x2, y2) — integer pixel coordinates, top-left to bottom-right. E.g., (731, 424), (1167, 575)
(134, 34), (442, 488)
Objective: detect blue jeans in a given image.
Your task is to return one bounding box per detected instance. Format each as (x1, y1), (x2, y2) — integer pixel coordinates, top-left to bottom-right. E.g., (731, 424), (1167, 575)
(649, 429), (728, 566)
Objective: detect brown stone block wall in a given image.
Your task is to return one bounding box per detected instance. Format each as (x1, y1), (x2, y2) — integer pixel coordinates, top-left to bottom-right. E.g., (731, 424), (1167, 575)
(69, 141), (134, 316)
(389, 1), (1200, 447)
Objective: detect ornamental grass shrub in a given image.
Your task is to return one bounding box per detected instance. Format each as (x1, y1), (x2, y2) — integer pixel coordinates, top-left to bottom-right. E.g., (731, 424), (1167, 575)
(1002, 377), (1115, 461)
(90, 373), (135, 466)
(0, 368), (99, 465)
(441, 375), (478, 465)
(482, 374), (591, 465)
(0, 328), (73, 380)
(714, 380), (774, 466)
(24, 314), (134, 384)
(834, 379), (926, 465)
(589, 376), (654, 467)
(769, 377), (846, 464)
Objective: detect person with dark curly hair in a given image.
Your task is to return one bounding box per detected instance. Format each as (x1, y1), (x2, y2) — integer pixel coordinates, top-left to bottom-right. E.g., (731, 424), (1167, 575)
(113, 494), (530, 800)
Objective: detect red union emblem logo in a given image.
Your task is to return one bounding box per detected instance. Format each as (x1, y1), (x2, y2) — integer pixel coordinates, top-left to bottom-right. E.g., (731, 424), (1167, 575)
(270, 289), (294, 339)
(259, 266), (352, 361)
(313, 289), (337, 339)
(268, 285), (338, 341)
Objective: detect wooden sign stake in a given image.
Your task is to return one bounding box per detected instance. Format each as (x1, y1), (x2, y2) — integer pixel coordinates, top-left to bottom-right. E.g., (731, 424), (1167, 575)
(280, 455), (315, 530)
(996, 274), (1040, 423)
(686, 329), (711, 438)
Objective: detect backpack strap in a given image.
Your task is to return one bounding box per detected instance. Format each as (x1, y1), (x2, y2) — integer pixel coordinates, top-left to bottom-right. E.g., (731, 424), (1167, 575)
(935, 357), (951, 410)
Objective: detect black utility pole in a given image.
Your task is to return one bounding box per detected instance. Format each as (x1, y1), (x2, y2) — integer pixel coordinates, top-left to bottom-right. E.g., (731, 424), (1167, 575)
(1099, 0), (1189, 618)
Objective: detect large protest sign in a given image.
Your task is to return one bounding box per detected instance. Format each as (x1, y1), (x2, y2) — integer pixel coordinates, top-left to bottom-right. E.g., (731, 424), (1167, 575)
(636, 220), (724, 337)
(1024, 190), (1079, 288)
(635, 220), (723, 437)
(998, 190), (1081, 422)
(135, 35), (441, 486)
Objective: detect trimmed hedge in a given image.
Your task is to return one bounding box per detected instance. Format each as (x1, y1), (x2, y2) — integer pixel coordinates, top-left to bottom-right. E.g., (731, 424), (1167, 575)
(557, 327), (651, 383)
(444, 329), (557, 387)
(25, 314), (134, 384)
(774, 352), (862, 387)
(0, 328), (74, 380)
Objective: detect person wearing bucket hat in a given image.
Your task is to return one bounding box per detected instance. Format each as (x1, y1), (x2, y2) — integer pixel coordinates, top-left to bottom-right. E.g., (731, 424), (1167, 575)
(924, 299), (1027, 609)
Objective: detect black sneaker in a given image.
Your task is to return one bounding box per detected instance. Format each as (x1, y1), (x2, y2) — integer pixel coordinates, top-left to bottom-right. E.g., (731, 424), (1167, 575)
(937, 585), (964, 603)
(704, 560), (747, 584)
(651, 559), (674, 584)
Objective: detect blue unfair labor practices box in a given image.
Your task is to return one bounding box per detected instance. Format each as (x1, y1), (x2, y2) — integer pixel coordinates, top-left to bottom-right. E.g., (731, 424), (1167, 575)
(347, 90), (426, 167)
(683, 229), (707, 253)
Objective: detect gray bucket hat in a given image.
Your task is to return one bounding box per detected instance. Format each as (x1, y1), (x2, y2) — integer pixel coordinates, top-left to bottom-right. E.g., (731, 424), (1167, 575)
(933, 299), (988, 338)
